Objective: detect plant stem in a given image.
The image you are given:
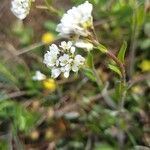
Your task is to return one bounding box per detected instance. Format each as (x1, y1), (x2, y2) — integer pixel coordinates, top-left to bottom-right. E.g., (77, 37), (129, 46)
(106, 50), (126, 84)
(93, 40), (127, 148)
(44, 0), (60, 15)
(93, 40), (126, 84)
(91, 58), (118, 109)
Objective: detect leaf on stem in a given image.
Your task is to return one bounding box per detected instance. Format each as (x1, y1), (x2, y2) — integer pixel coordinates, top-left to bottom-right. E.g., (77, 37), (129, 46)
(82, 68), (96, 82)
(117, 41), (127, 63)
(0, 62), (17, 84)
(87, 52), (94, 69)
(97, 43), (108, 53)
(136, 5), (145, 28)
(108, 64), (122, 77)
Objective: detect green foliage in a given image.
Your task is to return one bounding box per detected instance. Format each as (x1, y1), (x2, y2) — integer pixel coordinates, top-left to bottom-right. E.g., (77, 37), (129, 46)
(97, 43), (108, 53)
(117, 41), (127, 63)
(82, 68), (96, 82)
(0, 140), (8, 150)
(132, 2), (145, 31)
(0, 100), (39, 132)
(44, 21), (57, 33)
(0, 62), (17, 84)
(136, 5), (145, 28)
(87, 52), (94, 68)
(94, 143), (114, 150)
(108, 64), (122, 77)
(12, 22), (34, 45)
(140, 38), (150, 50)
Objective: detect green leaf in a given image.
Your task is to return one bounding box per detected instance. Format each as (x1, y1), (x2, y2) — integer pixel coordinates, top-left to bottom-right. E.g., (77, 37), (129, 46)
(44, 21), (57, 32)
(0, 62), (17, 83)
(83, 68), (96, 82)
(94, 143), (114, 150)
(97, 43), (108, 53)
(0, 100), (39, 132)
(0, 139), (8, 150)
(87, 52), (94, 68)
(108, 64), (122, 77)
(137, 5), (145, 27)
(117, 41), (127, 63)
(45, 0), (52, 5)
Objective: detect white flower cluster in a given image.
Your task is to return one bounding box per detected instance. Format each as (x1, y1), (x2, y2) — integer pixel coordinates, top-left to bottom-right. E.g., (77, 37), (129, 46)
(43, 1), (94, 78)
(43, 41), (85, 78)
(56, 1), (93, 37)
(11, 0), (31, 19)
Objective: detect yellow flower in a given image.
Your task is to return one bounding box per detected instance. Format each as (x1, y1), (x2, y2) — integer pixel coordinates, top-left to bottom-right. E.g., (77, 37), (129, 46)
(30, 130), (40, 141)
(131, 85), (143, 95)
(41, 32), (55, 44)
(139, 59), (150, 72)
(43, 78), (56, 91)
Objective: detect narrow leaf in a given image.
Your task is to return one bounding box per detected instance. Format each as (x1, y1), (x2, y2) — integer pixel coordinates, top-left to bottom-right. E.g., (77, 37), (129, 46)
(137, 5), (145, 27)
(87, 52), (94, 68)
(118, 41), (127, 63)
(0, 62), (17, 83)
(83, 68), (96, 82)
(108, 64), (122, 77)
(97, 43), (108, 53)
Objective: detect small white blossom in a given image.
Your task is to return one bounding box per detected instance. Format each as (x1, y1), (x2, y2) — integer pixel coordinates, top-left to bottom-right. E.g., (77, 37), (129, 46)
(72, 55), (85, 72)
(51, 68), (61, 78)
(59, 54), (70, 66)
(43, 41), (85, 78)
(56, 1), (93, 37)
(75, 40), (93, 50)
(11, 0), (31, 20)
(43, 44), (60, 67)
(32, 71), (46, 81)
(60, 41), (73, 50)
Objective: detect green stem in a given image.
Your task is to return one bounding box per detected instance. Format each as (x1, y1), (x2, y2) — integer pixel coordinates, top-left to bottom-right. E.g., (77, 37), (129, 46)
(44, 0), (60, 15)
(90, 25), (130, 146)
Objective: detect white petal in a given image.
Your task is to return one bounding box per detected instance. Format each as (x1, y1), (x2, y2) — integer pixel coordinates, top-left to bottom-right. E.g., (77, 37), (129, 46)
(64, 71), (70, 78)
(49, 44), (59, 55)
(65, 64), (71, 71)
(70, 46), (76, 54)
(75, 41), (93, 50)
(32, 71), (46, 81)
(72, 64), (79, 72)
(74, 55), (85, 65)
(51, 68), (61, 78)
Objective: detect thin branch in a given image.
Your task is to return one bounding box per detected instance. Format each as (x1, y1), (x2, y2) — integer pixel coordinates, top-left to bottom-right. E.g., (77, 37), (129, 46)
(128, 73), (150, 88)
(16, 42), (44, 56)
(1, 91), (26, 101)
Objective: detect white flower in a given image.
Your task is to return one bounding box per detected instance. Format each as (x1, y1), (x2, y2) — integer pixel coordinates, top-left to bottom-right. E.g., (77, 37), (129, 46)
(51, 68), (61, 78)
(60, 41), (73, 50)
(59, 54), (70, 66)
(56, 1), (93, 37)
(72, 55), (85, 72)
(32, 71), (46, 81)
(11, 0), (31, 20)
(43, 41), (85, 78)
(75, 40), (93, 50)
(43, 44), (59, 67)
(49, 44), (60, 55)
